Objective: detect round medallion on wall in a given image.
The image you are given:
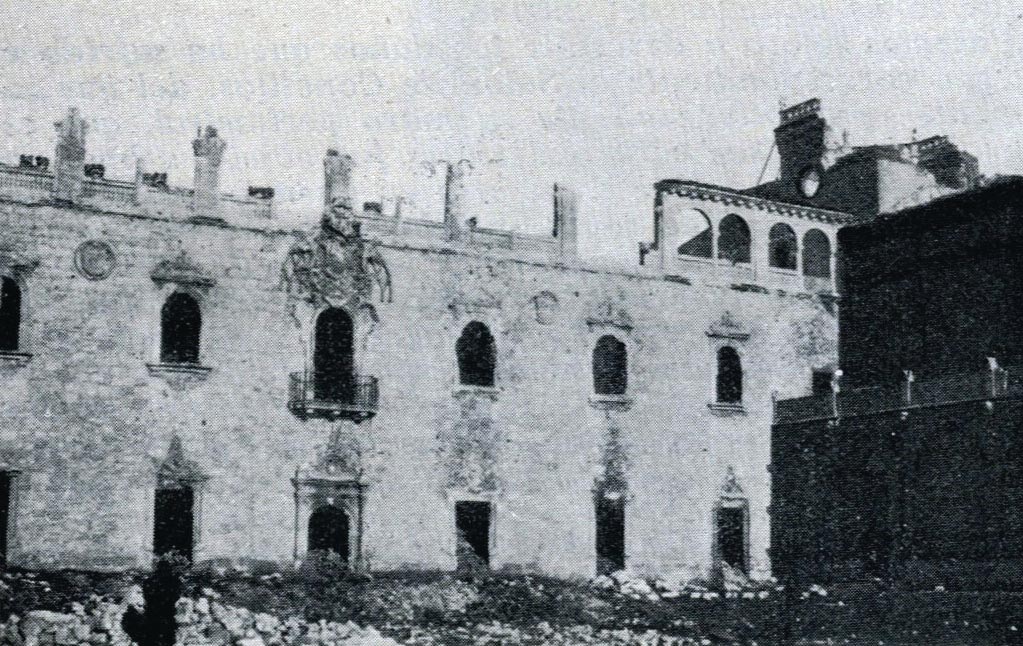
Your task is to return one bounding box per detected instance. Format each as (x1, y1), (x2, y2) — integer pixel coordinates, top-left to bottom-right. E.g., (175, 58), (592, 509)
(74, 240), (116, 280)
(798, 167), (822, 198)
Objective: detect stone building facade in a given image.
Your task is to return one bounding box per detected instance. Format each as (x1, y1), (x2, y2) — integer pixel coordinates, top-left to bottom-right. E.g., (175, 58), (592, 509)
(0, 105), (853, 579)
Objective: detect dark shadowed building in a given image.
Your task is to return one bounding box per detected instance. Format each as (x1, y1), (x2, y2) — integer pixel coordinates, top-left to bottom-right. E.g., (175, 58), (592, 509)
(771, 177), (1023, 589)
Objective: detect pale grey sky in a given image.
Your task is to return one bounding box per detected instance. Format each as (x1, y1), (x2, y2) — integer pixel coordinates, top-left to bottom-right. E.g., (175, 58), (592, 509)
(2, 1), (1022, 261)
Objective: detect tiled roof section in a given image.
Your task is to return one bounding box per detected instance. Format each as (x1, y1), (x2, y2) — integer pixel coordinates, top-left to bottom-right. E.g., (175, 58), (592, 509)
(655, 179), (855, 225)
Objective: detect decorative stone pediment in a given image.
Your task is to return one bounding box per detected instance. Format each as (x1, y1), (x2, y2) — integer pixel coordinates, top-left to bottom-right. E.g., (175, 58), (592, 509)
(281, 218), (392, 312)
(155, 436), (208, 489)
(299, 424), (366, 483)
(706, 311), (750, 341)
(720, 466), (745, 500)
(586, 297), (633, 331)
(151, 252), (215, 287)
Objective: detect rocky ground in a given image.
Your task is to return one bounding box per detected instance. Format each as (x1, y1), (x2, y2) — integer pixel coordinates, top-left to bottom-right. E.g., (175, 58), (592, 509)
(0, 564), (1020, 645)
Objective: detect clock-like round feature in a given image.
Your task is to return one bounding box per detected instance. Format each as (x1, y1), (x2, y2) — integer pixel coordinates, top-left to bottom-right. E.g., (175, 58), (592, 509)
(74, 240), (116, 280)
(798, 168), (822, 198)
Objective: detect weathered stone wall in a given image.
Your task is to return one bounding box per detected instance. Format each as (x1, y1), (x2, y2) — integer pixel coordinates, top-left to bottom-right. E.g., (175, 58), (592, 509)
(0, 165), (838, 580)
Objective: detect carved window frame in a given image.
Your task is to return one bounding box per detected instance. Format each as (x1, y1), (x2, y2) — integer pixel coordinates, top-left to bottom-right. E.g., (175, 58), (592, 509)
(706, 315), (750, 416)
(0, 273), (31, 368)
(146, 281), (214, 382)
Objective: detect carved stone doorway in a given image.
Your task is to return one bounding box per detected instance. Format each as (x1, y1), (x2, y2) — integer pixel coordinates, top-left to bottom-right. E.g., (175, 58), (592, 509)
(308, 504), (350, 561)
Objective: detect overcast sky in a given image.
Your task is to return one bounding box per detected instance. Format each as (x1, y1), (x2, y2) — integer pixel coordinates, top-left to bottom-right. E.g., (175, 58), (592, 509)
(2, 1), (1022, 261)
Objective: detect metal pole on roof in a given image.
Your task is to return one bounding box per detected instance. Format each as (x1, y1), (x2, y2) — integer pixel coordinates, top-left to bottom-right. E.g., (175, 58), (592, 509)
(755, 140), (776, 187)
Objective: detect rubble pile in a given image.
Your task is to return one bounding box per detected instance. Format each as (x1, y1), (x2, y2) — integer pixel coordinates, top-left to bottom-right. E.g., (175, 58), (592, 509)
(404, 621), (708, 645)
(172, 595), (402, 645)
(0, 590), (402, 646)
(590, 568), (774, 602)
(0, 595), (135, 646)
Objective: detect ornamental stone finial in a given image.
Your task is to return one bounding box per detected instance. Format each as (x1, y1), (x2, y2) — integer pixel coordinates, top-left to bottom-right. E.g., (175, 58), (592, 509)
(53, 107), (88, 202)
(192, 125), (226, 215)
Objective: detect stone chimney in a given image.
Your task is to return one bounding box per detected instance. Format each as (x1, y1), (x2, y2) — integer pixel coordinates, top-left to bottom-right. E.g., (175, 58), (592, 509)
(192, 125), (227, 215)
(443, 160), (469, 241)
(323, 149), (355, 217)
(553, 183), (578, 257)
(774, 98), (827, 189)
(53, 108), (87, 203)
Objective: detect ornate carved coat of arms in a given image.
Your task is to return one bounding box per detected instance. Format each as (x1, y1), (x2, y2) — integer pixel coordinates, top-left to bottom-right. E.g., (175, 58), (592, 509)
(281, 213), (392, 311)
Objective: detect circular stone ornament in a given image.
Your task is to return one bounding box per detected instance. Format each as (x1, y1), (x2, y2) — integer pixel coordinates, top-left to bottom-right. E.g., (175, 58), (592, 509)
(798, 167), (822, 198)
(74, 240), (116, 280)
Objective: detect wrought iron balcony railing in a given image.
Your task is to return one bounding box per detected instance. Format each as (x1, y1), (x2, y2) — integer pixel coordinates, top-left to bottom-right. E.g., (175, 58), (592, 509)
(774, 365), (1018, 425)
(288, 372), (379, 422)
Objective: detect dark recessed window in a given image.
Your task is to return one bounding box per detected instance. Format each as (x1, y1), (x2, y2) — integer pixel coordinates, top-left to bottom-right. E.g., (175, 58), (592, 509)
(716, 347), (743, 404)
(593, 335), (628, 395)
(457, 321), (496, 387)
(802, 229), (831, 278)
(160, 292), (201, 364)
(768, 223), (798, 270)
(0, 277), (21, 352)
(718, 214), (751, 265)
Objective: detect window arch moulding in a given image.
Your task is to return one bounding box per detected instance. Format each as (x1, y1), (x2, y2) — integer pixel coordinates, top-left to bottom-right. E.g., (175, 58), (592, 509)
(0, 248), (38, 369)
(147, 252), (214, 386)
(706, 312), (749, 416)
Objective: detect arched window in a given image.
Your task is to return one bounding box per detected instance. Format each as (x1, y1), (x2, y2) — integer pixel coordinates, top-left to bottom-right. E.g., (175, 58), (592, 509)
(0, 277), (21, 352)
(717, 214), (751, 264)
(457, 321), (496, 387)
(802, 229), (831, 278)
(160, 292), (201, 363)
(768, 223), (798, 270)
(593, 335), (628, 395)
(313, 307), (355, 401)
(716, 347), (742, 403)
(676, 209), (712, 258)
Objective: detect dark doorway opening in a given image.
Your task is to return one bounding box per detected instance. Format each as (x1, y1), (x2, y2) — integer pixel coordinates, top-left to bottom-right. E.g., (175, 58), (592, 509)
(0, 473), (9, 565)
(308, 504), (350, 562)
(313, 308), (355, 402)
(595, 495), (625, 575)
(718, 506), (747, 574)
(153, 487), (194, 561)
(455, 501), (491, 570)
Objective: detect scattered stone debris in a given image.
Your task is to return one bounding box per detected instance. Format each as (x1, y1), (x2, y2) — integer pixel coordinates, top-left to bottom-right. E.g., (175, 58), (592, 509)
(590, 568), (775, 602)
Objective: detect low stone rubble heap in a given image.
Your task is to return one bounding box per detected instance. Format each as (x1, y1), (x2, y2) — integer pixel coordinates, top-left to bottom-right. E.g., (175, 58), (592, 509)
(0, 595), (135, 646)
(173, 594), (401, 646)
(0, 590), (402, 646)
(590, 568), (774, 602)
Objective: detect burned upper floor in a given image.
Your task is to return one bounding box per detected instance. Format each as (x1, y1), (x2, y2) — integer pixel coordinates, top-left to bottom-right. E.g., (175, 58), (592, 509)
(746, 98), (981, 221)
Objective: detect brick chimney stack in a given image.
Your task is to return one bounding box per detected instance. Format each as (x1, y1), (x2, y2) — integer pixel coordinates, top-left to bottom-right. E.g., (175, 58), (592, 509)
(53, 107), (87, 203)
(192, 126), (226, 216)
(553, 183), (578, 257)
